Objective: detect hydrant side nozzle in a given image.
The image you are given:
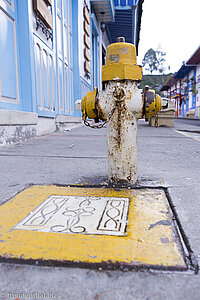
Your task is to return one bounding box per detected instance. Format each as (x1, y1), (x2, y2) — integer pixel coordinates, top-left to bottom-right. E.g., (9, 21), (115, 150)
(81, 96), (87, 121)
(81, 90), (99, 121)
(143, 90), (162, 119)
(155, 94), (162, 114)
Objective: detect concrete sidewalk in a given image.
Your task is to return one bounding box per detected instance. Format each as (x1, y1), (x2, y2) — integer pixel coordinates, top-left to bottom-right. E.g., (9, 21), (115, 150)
(0, 119), (200, 299)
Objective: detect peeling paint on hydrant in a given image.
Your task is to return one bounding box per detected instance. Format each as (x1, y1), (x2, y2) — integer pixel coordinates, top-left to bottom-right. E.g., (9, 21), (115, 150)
(98, 81), (142, 184)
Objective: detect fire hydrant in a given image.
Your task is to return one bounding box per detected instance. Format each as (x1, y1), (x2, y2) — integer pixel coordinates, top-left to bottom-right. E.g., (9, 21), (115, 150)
(78, 37), (161, 184)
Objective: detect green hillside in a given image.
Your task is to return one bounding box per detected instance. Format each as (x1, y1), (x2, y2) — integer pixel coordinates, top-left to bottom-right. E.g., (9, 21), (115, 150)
(139, 74), (173, 94)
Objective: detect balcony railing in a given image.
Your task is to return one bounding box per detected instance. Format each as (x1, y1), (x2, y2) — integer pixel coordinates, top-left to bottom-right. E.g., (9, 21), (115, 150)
(114, 0), (138, 8)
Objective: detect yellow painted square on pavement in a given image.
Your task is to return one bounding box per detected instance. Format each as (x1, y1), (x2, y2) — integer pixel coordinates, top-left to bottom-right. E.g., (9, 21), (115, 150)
(0, 185), (187, 270)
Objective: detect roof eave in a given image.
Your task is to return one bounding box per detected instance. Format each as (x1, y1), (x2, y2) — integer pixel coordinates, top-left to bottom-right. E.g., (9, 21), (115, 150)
(90, 0), (115, 23)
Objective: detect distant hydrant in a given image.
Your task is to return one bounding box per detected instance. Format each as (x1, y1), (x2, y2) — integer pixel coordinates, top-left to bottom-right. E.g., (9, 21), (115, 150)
(78, 37), (161, 184)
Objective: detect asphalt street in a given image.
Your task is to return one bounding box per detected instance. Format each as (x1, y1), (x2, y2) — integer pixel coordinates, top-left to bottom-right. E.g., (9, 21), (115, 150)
(0, 118), (200, 300)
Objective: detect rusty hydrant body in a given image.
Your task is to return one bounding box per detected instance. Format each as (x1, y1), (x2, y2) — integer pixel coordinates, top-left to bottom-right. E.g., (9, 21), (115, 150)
(98, 81), (142, 184)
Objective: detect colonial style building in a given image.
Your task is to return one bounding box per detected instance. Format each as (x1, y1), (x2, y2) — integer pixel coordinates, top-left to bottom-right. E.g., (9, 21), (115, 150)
(0, 0), (143, 145)
(161, 46), (200, 118)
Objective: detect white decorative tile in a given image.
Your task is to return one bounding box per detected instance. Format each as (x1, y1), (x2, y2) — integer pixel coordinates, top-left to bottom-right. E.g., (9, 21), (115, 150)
(15, 195), (130, 236)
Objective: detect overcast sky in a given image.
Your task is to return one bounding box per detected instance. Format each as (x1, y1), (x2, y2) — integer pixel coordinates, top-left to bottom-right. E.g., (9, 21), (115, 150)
(137, 0), (200, 74)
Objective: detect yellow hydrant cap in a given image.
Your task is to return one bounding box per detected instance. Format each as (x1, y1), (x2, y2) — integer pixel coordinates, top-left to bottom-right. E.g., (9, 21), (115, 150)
(105, 42), (137, 66)
(102, 38), (142, 82)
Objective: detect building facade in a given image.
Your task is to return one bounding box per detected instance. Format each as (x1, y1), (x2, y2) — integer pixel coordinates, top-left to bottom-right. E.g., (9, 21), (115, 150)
(0, 0), (143, 145)
(161, 46), (200, 118)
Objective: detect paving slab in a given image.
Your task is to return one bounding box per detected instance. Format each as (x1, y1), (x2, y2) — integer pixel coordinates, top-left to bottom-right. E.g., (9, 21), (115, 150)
(0, 185), (187, 271)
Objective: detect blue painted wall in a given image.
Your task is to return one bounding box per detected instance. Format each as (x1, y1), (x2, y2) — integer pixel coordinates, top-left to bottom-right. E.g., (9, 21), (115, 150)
(72, 0), (81, 117)
(91, 14), (99, 90)
(17, 0), (33, 112)
(0, 0), (124, 120)
(0, 0), (34, 113)
(0, 0), (20, 111)
(0, 0), (80, 118)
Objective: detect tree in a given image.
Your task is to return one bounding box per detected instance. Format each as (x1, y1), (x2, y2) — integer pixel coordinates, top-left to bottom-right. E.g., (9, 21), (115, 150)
(142, 46), (167, 75)
(142, 48), (158, 74)
(155, 45), (166, 74)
